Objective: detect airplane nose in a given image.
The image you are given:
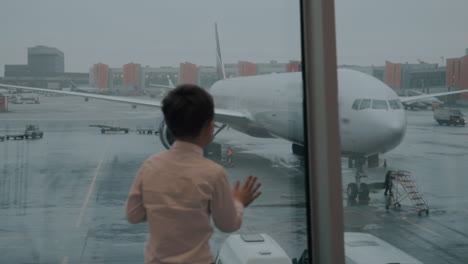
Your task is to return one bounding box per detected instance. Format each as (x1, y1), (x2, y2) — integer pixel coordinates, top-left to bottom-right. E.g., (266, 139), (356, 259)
(384, 112), (407, 149)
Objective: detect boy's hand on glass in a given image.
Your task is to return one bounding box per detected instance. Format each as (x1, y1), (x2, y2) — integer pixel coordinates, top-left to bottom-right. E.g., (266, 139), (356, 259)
(233, 175), (262, 207)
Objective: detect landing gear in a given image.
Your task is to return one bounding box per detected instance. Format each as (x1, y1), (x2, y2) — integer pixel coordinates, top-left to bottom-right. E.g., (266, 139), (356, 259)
(347, 183), (358, 200)
(204, 142), (222, 161)
(358, 183), (369, 201)
(203, 124), (227, 162)
(346, 157), (370, 201)
(346, 183), (369, 201)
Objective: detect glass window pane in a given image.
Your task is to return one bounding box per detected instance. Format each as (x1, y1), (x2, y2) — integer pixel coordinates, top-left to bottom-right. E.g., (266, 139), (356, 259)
(389, 99), (401, 109)
(336, 0), (468, 263)
(372, 99), (388, 110)
(352, 99), (361, 110)
(359, 99), (371, 110)
(0, 1), (309, 263)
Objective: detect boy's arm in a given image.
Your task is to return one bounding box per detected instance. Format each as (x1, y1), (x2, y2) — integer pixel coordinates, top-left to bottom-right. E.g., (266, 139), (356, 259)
(211, 169), (244, 232)
(125, 166), (147, 224)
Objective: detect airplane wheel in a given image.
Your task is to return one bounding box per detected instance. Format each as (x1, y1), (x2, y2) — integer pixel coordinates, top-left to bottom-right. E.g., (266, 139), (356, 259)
(358, 183), (370, 201)
(347, 183), (358, 200)
(101, 129), (105, 134)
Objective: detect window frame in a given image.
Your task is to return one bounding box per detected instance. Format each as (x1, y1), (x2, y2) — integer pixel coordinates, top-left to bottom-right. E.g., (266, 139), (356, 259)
(301, 0), (345, 263)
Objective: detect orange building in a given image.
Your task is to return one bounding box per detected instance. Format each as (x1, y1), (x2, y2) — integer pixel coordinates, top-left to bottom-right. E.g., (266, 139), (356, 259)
(93, 63), (109, 89)
(0, 95), (8, 112)
(123, 63), (141, 87)
(446, 55), (468, 100)
(179, 62), (198, 84)
(384, 61), (403, 89)
(286, 61), (301, 72)
(238, 61), (256, 76)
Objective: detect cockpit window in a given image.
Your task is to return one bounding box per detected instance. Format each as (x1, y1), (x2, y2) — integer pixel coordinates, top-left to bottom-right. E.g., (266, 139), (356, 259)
(359, 99), (371, 110)
(352, 99), (361, 110)
(372, 100), (388, 110)
(388, 99), (402, 109)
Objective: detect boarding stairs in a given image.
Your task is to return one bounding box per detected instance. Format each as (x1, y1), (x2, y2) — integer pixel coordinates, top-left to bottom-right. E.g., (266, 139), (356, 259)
(387, 170), (429, 216)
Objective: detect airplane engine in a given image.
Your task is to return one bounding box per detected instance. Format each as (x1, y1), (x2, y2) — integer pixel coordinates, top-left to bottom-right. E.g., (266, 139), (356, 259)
(158, 120), (175, 149)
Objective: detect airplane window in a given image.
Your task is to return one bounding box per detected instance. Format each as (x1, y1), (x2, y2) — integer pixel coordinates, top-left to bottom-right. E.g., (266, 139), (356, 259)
(388, 99), (401, 109)
(372, 99), (388, 110)
(352, 99), (361, 110)
(359, 99), (371, 110)
(336, 1), (468, 263)
(0, 1), (309, 263)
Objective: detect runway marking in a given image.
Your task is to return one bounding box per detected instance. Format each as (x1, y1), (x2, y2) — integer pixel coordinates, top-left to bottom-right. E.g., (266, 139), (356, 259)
(0, 246), (24, 249)
(61, 256), (69, 264)
(0, 236), (30, 239)
(119, 233), (147, 237)
(75, 139), (110, 229)
(401, 217), (441, 237)
(112, 243), (145, 247)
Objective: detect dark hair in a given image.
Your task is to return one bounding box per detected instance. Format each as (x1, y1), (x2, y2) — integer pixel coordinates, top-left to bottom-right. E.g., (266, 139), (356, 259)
(162, 84), (214, 138)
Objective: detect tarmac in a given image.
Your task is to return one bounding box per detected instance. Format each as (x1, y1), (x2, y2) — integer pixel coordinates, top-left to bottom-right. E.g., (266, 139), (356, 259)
(0, 96), (467, 263)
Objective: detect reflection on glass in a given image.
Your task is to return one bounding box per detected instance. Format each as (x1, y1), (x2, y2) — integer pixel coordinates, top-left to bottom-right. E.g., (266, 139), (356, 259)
(0, 1), (308, 263)
(336, 0), (468, 263)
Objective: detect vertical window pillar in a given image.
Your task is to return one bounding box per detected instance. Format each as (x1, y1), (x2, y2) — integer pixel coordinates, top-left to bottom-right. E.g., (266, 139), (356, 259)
(301, 0), (345, 263)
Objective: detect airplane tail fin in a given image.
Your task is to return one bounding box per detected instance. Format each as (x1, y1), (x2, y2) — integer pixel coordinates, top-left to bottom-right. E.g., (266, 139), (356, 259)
(167, 76), (175, 88)
(70, 80), (77, 90)
(215, 23), (226, 80)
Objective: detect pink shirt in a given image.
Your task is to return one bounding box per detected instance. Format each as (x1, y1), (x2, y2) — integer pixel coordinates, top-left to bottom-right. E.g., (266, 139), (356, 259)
(126, 141), (244, 264)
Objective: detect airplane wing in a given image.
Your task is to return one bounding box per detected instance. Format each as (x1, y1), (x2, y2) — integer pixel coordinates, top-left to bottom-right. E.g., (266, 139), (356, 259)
(400, 89), (468, 103)
(0, 83), (162, 107)
(149, 84), (174, 89)
(0, 83), (250, 126)
(149, 76), (176, 89)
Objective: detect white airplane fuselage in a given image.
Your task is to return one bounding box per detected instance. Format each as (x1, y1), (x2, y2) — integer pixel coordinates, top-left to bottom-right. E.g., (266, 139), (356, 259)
(210, 69), (406, 157)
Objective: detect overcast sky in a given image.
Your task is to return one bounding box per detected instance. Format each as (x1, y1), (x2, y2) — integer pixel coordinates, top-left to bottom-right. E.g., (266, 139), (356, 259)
(0, 0), (467, 76)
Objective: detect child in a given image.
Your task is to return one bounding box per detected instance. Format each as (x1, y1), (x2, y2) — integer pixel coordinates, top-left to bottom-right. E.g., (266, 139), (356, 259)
(126, 84), (261, 264)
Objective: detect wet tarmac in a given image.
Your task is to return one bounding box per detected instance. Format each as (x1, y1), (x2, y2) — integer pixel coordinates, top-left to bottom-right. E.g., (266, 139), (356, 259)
(1, 96), (468, 263)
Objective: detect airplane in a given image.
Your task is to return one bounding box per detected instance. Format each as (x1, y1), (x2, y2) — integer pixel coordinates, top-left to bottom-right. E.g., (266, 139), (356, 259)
(146, 76), (175, 97)
(149, 76), (175, 89)
(396, 89), (443, 110)
(1, 24), (468, 201)
(69, 80), (101, 94)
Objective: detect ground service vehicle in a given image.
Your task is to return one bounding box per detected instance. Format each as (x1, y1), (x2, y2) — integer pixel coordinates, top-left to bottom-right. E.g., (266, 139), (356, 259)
(6, 125), (44, 140)
(215, 234), (291, 264)
(344, 232), (422, 264)
(24, 125), (44, 139)
(22, 94), (40, 104)
(90, 125), (129, 134)
(9, 95), (23, 104)
(434, 108), (466, 126)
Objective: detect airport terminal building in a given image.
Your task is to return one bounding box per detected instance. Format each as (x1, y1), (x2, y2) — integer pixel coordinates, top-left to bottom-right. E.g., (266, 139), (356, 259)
(3, 45), (88, 89)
